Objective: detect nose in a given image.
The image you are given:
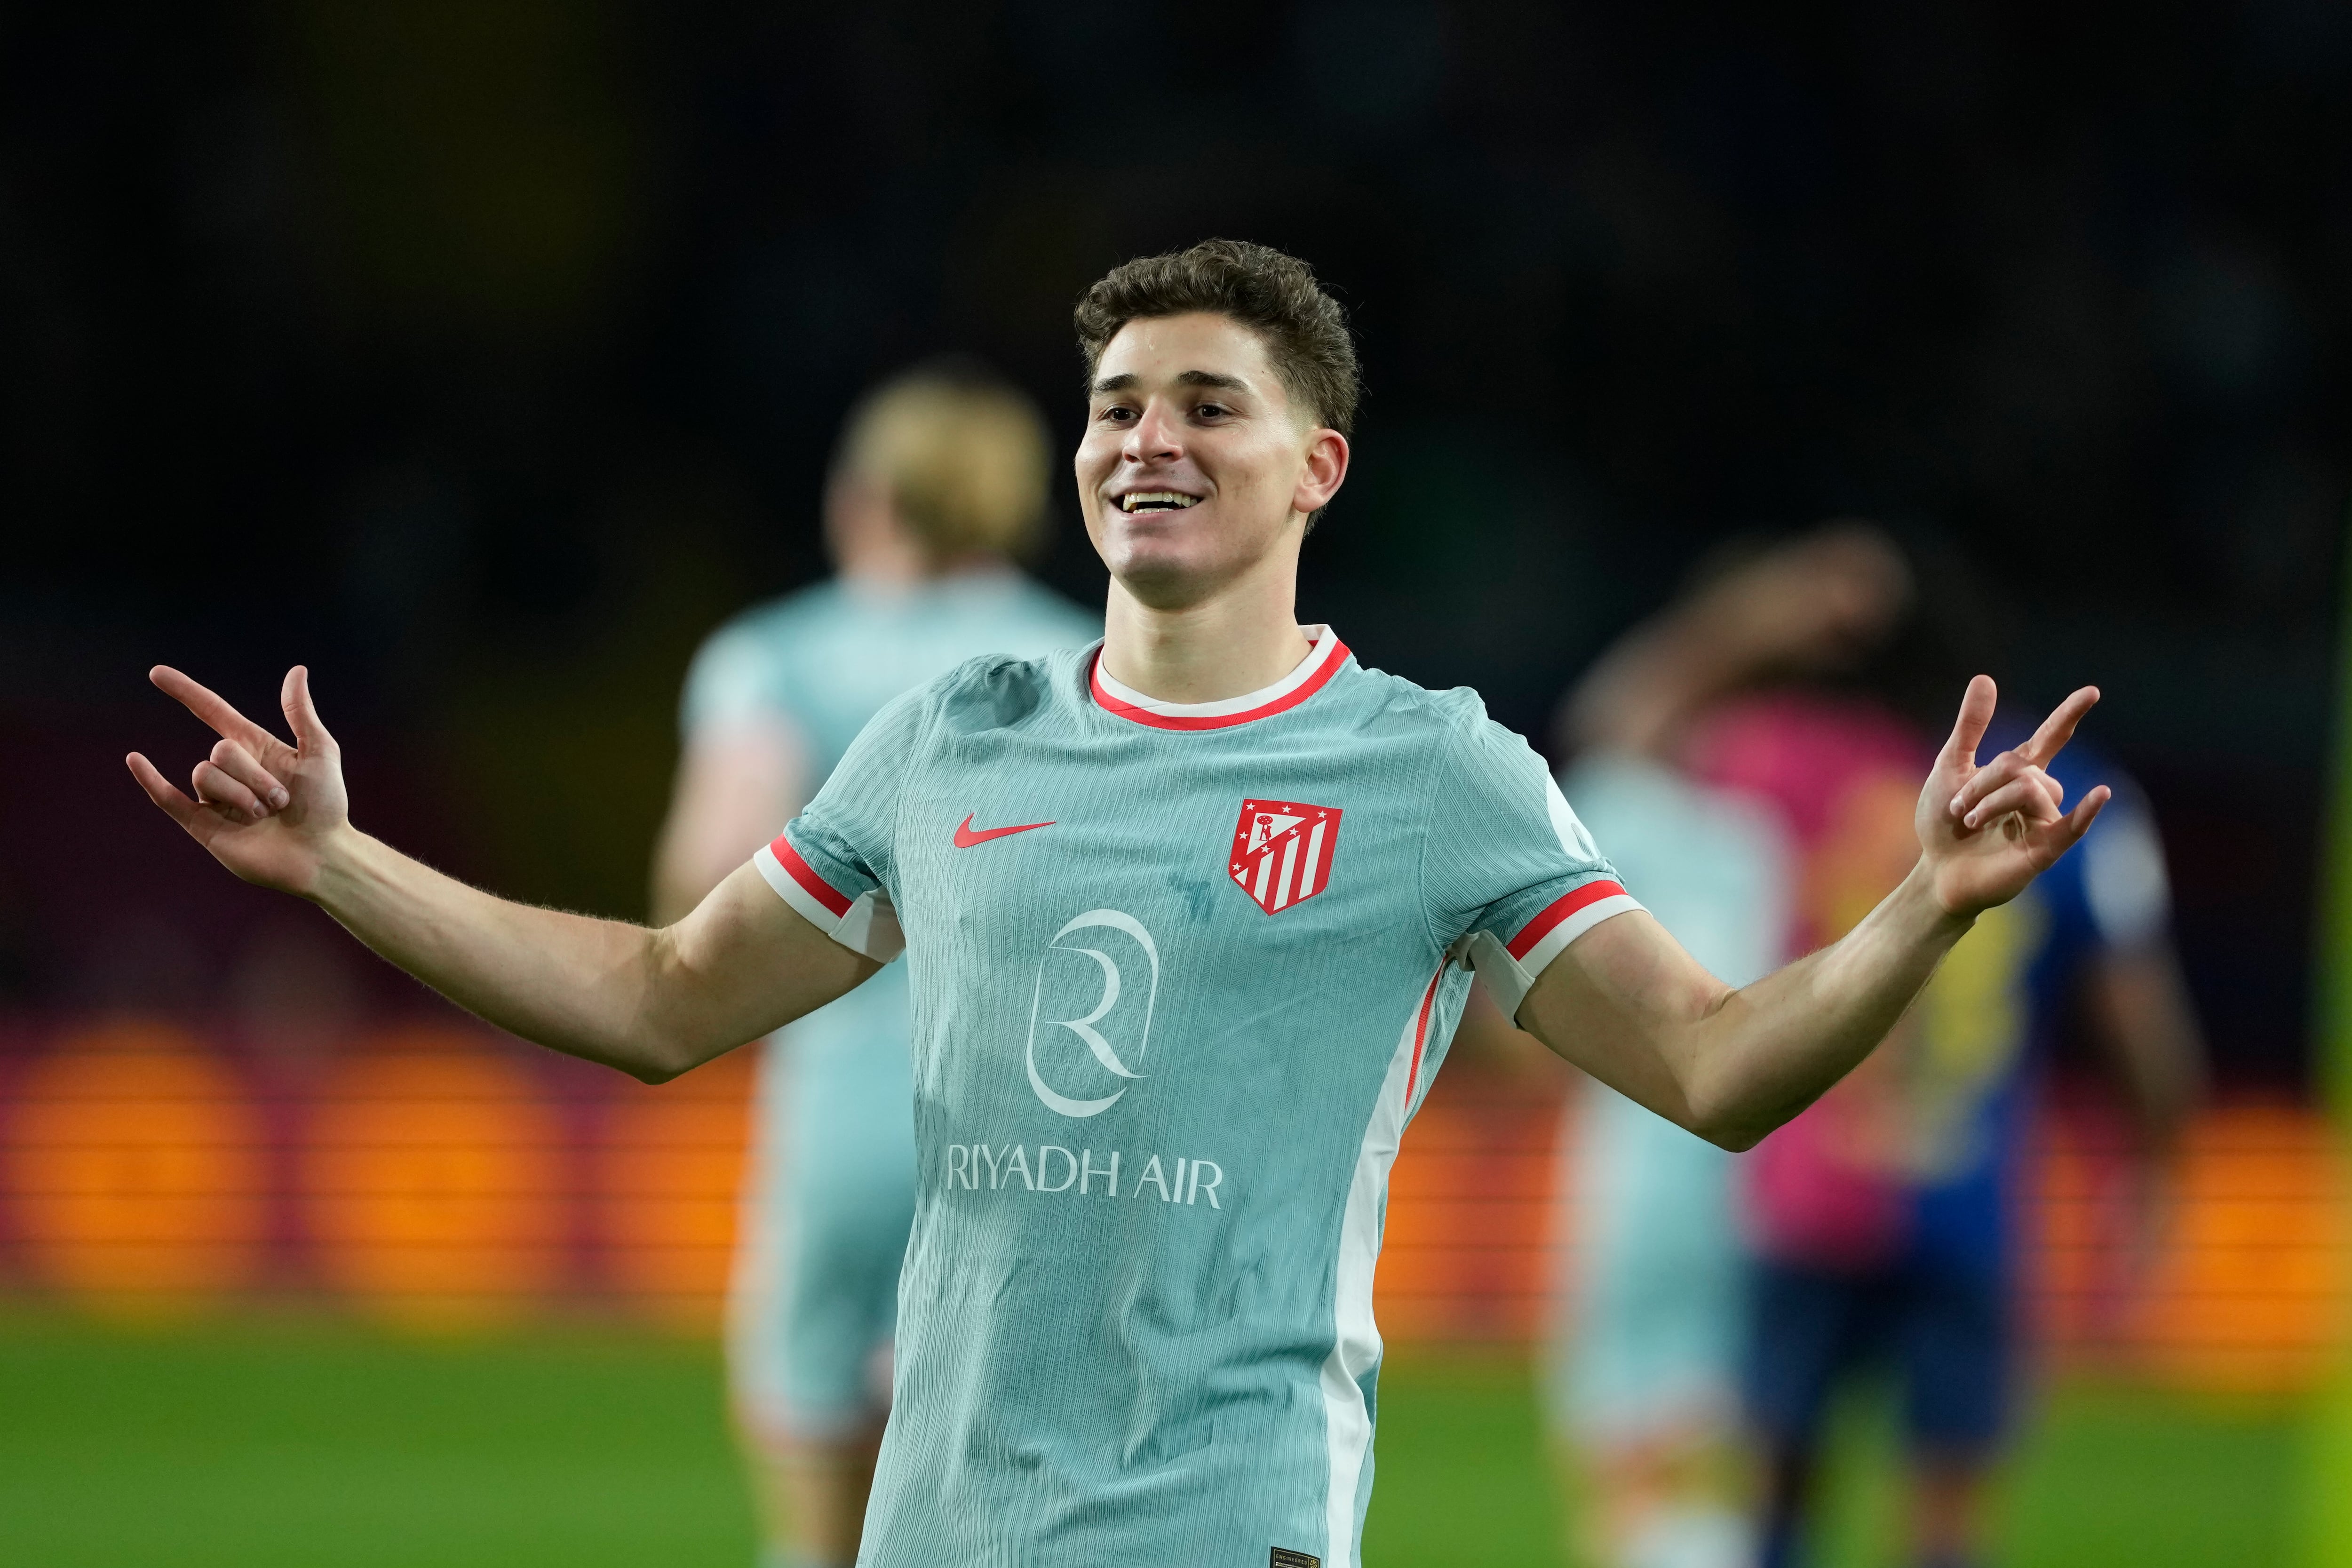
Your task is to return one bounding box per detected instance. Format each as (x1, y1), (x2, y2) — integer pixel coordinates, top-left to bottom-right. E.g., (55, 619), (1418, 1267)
(1121, 398), (1183, 466)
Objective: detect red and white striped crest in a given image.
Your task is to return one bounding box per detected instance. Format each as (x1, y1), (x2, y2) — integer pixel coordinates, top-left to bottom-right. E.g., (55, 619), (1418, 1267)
(1229, 798), (1342, 915)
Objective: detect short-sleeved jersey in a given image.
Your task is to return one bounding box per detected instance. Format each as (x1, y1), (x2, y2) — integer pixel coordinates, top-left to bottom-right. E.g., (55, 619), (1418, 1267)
(681, 572), (1099, 1076)
(750, 629), (1638, 1568)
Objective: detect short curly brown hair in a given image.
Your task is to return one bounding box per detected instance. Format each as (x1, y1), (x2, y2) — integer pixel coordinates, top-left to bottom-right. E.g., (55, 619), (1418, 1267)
(1073, 239), (1360, 436)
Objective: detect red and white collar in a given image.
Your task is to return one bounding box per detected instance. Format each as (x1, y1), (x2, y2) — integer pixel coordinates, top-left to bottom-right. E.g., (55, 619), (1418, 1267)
(1090, 625), (1351, 732)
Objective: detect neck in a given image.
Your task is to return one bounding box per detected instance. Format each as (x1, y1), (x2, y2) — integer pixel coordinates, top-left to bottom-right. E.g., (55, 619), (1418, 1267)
(1099, 556), (1313, 705)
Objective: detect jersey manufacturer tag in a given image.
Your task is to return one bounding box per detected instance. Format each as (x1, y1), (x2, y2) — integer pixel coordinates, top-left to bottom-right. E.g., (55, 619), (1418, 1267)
(1270, 1549), (1320, 1568)
(1229, 798), (1342, 915)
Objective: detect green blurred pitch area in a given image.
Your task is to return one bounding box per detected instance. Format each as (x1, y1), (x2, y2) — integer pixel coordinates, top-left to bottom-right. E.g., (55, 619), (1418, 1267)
(0, 1316), (2299, 1567)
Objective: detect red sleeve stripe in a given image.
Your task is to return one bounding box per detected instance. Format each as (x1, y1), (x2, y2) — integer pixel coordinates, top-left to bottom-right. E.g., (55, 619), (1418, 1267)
(769, 834), (852, 918)
(1505, 880), (1629, 962)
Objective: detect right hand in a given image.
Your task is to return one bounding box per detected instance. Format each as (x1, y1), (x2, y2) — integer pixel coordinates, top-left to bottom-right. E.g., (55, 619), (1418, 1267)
(127, 664), (349, 897)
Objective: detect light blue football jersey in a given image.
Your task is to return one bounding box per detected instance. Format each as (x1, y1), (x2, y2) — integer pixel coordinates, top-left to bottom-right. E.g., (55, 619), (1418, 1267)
(752, 629), (1641, 1568)
(683, 571), (1098, 1431)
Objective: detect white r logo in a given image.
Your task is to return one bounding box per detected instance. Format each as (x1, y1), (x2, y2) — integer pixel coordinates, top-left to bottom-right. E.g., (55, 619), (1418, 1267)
(1024, 908), (1160, 1118)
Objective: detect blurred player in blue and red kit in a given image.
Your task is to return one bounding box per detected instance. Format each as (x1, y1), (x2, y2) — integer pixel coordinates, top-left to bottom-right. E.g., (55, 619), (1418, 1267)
(1548, 526), (2204, 1568)
(651, 363), (1097, 1568)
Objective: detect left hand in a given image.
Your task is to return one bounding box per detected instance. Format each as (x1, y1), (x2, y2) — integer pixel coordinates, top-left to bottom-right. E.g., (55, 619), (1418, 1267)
(1917, 675), (2110, 919)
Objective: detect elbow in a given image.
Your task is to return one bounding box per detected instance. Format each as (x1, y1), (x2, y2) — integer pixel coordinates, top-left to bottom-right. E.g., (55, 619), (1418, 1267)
(1681, 1087), (1768, 1153)
(622, 1031), (702, 1087)
(1694, 1117), (1765, 1154)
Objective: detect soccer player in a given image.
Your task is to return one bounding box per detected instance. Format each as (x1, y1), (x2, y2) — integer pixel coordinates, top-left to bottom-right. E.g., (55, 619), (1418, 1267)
(1544, 525), (1912, 1568)
(650, 361), (1098, 1568)
(1721, 704), (2202, 1568)
(128, 239), (2111, 1568)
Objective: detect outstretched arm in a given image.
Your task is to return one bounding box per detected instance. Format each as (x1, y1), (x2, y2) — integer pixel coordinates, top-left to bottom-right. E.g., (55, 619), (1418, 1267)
(1520, 675), (2109, 1149)
(127, 666), (874, 1082)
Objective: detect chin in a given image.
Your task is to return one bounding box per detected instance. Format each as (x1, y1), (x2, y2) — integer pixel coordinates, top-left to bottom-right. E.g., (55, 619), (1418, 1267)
(1103, 538), (1225, 606)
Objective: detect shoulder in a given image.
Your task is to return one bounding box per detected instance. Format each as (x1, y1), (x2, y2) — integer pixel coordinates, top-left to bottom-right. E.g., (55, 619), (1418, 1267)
(691, 582), (842, 666)
(680, 585), (844, 729)
(1333, 657), (1497, 743)
(1321, 662), (1556, 796)
(910, 645), (1082, 738)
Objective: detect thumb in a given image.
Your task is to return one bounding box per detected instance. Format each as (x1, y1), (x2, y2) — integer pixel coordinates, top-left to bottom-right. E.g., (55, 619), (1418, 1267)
(282, 665), (333, 751)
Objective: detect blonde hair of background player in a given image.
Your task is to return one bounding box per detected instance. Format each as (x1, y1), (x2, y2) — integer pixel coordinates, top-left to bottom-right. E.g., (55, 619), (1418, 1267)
(830, 365), (1053, 570)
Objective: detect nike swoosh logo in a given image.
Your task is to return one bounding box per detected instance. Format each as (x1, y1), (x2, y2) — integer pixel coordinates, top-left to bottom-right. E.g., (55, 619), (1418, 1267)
(954, 813), (1055, 848)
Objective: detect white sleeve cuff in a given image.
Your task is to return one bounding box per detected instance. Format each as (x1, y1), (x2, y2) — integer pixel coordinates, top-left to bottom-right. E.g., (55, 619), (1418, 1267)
(752, 837), (905, 963)
(1452, 880), (1643, 1020)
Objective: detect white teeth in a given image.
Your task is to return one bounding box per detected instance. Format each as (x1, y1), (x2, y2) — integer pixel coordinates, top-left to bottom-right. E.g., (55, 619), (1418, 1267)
(1117, 491), (1200, 512)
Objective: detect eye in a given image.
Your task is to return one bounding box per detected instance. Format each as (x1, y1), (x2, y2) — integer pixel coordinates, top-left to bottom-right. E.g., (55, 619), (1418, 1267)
(1194, 402), (1229, 421)
(1097, 403), (1136, 423)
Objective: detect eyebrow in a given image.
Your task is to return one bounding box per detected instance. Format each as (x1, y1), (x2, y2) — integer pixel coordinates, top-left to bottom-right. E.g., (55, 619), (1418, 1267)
(1090, 369), (1255, 396)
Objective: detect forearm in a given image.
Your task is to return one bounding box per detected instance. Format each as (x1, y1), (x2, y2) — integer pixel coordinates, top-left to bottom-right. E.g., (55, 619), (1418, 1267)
(1682, 863), (1971, 1146)
(310, 828), (701, 1080)
(131, 663), (866, 1078)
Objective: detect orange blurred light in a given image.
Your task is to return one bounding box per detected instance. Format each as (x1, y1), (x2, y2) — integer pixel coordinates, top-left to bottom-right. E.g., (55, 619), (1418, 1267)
(302, 1027), (564, 1330)
(2134, 1103), (2350, 1394)
(3, 1021), (265, 1315)
(596, 1045), (754, 1332)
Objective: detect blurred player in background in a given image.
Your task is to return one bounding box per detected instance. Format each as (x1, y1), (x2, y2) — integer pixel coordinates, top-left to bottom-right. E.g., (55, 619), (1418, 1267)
(1723, 680), (2202, 1568)
(1583, 532), (2203, 1568)
(1544, 527), (1912, 1568)
(650, 361), (1098, 1568)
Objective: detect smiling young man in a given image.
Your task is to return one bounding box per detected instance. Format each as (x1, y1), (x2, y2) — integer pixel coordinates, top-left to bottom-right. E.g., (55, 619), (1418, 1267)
(130, 240), (2108, 1568)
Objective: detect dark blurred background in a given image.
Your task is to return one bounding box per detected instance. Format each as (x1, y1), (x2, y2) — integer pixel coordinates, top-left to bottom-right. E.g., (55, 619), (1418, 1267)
(6, 1), (2344, 1086)
(2, 8), (2345, 1564)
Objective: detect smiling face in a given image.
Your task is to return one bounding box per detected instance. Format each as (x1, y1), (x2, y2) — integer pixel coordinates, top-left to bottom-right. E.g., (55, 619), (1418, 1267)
(1076, 311), (1348, 609)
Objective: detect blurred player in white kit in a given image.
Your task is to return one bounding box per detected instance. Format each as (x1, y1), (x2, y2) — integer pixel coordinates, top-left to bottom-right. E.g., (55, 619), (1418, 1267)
(650, 363), (1097, 1568)
(1544, 527), (1911, 1568)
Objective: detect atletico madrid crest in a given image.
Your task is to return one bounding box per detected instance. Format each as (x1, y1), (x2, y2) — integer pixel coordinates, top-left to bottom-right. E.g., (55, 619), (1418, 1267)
(1229, 798), (1342, 915)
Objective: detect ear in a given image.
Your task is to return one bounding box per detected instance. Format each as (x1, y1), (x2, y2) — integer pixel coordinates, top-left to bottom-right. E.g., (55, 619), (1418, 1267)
(1293, 428), (1350, 517)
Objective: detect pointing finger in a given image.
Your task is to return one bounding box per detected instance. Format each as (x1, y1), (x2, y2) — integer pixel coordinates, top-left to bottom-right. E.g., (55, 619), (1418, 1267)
(2017, 685), (2101, 767)
(1938, 675), (1998, 772)
(151, 666), (294, 768)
